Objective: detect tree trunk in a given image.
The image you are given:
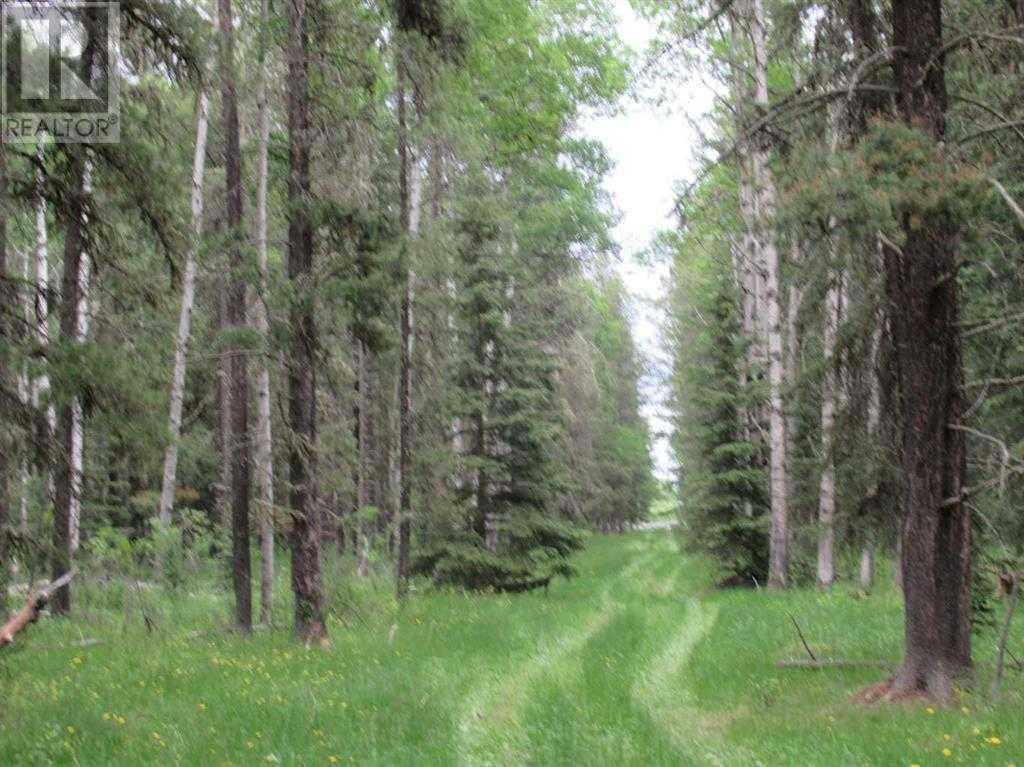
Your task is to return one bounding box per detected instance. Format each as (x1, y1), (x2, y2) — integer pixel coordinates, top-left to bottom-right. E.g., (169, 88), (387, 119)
(395, 54), (424, 600)
(817, 268), (842, 587)
(785, 240), (803, 506)
(884, 0), (971, 700)
(859, 541), (875, 592)
(55, 10), (105, 580)
(728, 10), (759, 521)
(356, 342), (376, 578)
(750, 0), (790, 588)
(215, 276), (232, 528)
(254, 0), (275, 626)
(287, 0), (327, 645)
(158, 90), (210, 526)
(219, 0), (252, 633)
(861, 265), (884, 595)
(0, 143), (9, 610)
(33, 146), (56, 498)
(52, 150), (93, 615)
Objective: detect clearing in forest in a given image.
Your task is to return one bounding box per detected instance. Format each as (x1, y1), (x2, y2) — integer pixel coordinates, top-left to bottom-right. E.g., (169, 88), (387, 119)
(1, 531), (1022, 765)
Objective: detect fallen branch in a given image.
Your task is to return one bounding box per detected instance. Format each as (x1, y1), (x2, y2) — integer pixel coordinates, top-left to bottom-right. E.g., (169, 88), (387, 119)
(787, 613), (817, 662)
(1007, 646), (1023, 670)
(0, 571), (76, 649)
(777, 659), (895, 670)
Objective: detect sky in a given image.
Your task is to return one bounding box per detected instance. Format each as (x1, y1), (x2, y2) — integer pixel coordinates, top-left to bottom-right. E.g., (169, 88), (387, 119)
(580, 0), (714, 481)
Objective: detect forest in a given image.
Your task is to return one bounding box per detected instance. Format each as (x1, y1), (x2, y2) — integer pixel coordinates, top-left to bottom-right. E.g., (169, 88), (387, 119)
(0, 0), (1023, 764)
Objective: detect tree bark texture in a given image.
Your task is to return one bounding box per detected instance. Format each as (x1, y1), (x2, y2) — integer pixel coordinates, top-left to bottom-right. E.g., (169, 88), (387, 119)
(159, 90), (210, 526)
(749, 0), (790, 588)
(885, 0), (972, 700)
(255, 0), (275, 626)
(287, 0), (327, 644)
(219, 0), (252, 632)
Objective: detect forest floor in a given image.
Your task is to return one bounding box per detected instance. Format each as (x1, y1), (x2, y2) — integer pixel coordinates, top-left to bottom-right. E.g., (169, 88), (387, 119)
(1, 530), (1022, 765)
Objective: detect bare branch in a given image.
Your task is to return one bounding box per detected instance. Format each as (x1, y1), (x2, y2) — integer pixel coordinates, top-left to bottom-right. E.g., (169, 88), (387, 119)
(988, 177), (1024, 230)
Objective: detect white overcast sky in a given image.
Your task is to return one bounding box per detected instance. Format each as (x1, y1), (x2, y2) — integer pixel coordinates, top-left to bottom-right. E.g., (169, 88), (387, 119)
(580, 0), (713, 480)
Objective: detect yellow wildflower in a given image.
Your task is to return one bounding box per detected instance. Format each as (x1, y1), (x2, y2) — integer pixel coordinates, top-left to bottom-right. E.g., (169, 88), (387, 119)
(942, 748), (953, 757)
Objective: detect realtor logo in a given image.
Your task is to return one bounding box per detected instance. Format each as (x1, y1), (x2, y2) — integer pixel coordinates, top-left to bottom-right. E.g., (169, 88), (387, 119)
(2, 2), (120, 143)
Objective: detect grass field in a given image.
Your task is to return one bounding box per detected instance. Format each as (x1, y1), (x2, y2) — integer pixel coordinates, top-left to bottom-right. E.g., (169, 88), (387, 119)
(1, 531), (1021, 765)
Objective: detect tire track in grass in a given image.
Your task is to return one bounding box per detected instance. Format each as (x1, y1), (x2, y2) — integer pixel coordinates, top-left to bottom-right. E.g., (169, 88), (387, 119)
(631, 596), (754, 766)
(455, 542), (655, 766)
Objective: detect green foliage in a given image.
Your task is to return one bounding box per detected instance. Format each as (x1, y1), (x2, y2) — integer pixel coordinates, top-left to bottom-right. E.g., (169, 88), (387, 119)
(412, 515), (585, 592)
(664, 172), (769, 586)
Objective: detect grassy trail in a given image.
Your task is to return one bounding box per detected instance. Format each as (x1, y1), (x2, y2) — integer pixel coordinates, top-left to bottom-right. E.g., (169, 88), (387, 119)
(2, 531), (1022, 765)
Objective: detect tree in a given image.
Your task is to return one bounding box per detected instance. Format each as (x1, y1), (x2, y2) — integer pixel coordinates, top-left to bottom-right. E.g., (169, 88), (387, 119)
(880, 0), (971, 700)
(394, 50), (423, 600)
(287, 0), (327, 644)
(159, 90), (211, 526)
(218, 0), (252, 632)
(0, 142), (9, 612)
(253, 0), (276, 626)
(729, 0), (789, 588)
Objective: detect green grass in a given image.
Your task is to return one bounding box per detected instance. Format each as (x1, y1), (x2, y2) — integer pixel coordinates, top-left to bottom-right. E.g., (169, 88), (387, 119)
(1, 532), (1022, 765)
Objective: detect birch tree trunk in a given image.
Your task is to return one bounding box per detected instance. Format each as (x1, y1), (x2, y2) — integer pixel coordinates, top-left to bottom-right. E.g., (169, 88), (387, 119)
(749, 0), (790, 588)
(785, 240), (803, 494)
(158, 90), (210, 526)
(254, 0), (275, 626)
(286, 0), (327, 644)
(52, 145), (93, 615)
(729, 12), (761, 522)
(861, 255), (884, 593)
(33, 147), (56, 497)
(68, 161), (92, 559)
(818, 102), (843, 586)
(816, 266), (841, 586)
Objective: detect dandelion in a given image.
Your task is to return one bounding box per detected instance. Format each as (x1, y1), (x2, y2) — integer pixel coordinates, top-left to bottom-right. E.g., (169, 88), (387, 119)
(329, 757), (339, 764)
(926, 707), (936, 715)
(961, 707), (971, 715)
(66, 726), (75, 736)
(943, 734), (952, 741)
(987, 737), (1003, 746)
(942, 748), (953, 757)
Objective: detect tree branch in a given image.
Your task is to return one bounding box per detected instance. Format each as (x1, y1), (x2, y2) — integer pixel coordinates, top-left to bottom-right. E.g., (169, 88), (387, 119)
(0, 571), (76, 649)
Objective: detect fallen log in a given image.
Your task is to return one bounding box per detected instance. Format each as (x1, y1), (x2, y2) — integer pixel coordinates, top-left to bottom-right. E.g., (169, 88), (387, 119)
(777, 659), (895, 670)
(0, 571), (76, 649)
